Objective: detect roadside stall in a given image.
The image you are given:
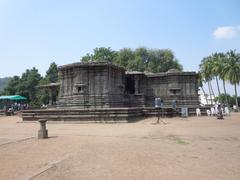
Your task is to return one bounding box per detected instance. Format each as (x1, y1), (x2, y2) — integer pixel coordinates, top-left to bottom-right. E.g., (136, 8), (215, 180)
(0, 95), (27, 115)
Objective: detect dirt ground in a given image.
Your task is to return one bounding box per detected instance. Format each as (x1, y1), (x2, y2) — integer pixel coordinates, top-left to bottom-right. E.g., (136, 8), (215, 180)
(0, 113), (240, 180)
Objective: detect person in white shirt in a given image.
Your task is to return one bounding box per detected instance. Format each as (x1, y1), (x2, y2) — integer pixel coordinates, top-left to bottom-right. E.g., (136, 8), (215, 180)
(196, 108), (201, 117)
(224, 107), (230, 116)
(206, 109), (211, 116)
(211, 107), (215, 116)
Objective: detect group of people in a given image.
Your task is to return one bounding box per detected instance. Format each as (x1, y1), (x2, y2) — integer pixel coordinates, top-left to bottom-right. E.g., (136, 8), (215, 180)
(196, 104), (230, 120)
(4, 102), (29, 114)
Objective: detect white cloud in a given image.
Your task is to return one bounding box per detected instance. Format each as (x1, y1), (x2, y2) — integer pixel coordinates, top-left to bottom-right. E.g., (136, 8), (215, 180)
(213, 25), (240, 39)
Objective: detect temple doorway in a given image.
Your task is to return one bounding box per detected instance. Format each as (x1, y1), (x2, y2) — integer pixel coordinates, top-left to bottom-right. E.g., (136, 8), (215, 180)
(125, 75), (135, 94)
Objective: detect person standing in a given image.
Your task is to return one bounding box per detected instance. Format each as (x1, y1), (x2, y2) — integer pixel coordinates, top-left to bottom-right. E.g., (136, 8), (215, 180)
(217, 104), (224, 120)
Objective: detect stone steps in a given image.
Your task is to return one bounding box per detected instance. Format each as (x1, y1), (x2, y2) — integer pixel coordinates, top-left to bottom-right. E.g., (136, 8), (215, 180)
(22, 108), (143, 122)
(21, 106), (201, 122)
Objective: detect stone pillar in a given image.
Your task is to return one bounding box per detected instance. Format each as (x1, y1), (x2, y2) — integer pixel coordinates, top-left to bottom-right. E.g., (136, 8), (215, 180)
(48, 88), (53, 106)
(38, 119), (48, 139)
(60, 71), (64, 97)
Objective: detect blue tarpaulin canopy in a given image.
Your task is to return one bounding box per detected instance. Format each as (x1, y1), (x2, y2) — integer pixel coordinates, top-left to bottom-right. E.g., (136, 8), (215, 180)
(0, 95), (27, 101)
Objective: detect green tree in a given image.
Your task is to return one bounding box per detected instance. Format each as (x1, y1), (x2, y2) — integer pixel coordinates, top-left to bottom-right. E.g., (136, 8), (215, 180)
(45, 62), (58, 83)
(215, 94), (240, 107)
(211, 53), (222, 96)
(215, 53), (229, 107)
(3, 68), (42, 106)
(3, 76), (21, 95)
(81, 47), (183, 73)
(148, 49), (182, 72)
(82, 47), (117, 62)
(115, 48), (135, 68)
(36, 81), (49, 105)
(0, 77), (11, 92)
(20, 68), (42, 104)
(200, 50), (240, 108)
(135, 47), (149, 64)
(198, 72), (209, 104)
(81, 53), (92, 62)
(127, 55), (146, 72)
(37, 62), (59, 105)
(199, 57), (215, 104)
(223, 50), (240, 110)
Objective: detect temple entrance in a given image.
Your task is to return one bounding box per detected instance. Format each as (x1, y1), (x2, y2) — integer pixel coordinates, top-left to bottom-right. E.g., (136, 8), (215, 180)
(125, 75), (135, 94)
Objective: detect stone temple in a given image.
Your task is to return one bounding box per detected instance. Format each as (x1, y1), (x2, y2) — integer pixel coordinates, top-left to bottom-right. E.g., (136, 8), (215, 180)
(22, 61), (199, 122)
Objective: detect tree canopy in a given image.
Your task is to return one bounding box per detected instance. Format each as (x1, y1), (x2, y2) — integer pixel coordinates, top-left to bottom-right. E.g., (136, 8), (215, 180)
(2, 62), (58, 106)
(0, 77), (11, 93)
(81, 47), (183, 73)
(199, 50), (240, 109)
(45, 62), (58, 83)
(3, 68), (42, 105)
(82, 47), (117, 63)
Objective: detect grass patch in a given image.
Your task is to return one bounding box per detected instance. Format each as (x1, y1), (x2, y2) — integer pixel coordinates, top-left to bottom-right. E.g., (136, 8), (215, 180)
(175, 137), (189, 145)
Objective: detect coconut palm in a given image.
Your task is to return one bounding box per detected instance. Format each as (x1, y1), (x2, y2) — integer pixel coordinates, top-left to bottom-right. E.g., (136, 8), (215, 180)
(199, 57), (215, 104)
(215, 53), (229, 107)
(213, 53), (228, 106)
(211, 53), (222, 96)
(222, 50), (240, 110)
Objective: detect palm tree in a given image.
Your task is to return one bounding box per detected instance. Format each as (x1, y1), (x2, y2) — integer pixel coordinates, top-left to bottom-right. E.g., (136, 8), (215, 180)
(216, 53), (229, 107)
(199, 57), (215, 105)
(211, 53), (222, 96)
(223, 50), (240, 111)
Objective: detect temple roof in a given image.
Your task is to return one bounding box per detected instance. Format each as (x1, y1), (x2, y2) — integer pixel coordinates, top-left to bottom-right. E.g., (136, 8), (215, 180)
(38, 83), (60, 88)
(126, 71), (145, 75)
(58, 61), (197, 77)
(59, 61), (125, 71)
(146, 71), (197, 77)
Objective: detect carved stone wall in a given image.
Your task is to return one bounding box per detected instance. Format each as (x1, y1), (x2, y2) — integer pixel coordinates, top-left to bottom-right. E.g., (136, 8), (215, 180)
(58, 62), (125, 108)
(146, 71), (199, 107)
(57, 62), (199, 109)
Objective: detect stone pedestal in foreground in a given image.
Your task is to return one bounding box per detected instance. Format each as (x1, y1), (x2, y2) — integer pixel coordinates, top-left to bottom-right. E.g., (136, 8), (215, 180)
(38, 119), (48, 139)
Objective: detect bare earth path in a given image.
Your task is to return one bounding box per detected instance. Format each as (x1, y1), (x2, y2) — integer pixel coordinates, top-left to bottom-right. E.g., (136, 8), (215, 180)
(0, 113), (240, 180)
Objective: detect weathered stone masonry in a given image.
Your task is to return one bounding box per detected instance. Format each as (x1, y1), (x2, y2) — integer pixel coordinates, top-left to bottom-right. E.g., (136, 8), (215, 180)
(57, 62), (125, 108)
(57, 62), (199, 108)
(22, 61), (200, 122)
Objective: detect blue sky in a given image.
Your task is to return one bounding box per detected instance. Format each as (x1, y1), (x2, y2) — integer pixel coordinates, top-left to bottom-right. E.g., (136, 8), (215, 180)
(0, 0), (239, 94)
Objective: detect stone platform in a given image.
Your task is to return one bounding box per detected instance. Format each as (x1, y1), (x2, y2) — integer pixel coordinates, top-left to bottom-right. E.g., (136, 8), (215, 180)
(21, 107), (200, 123)
(22, 108), (143, 123)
